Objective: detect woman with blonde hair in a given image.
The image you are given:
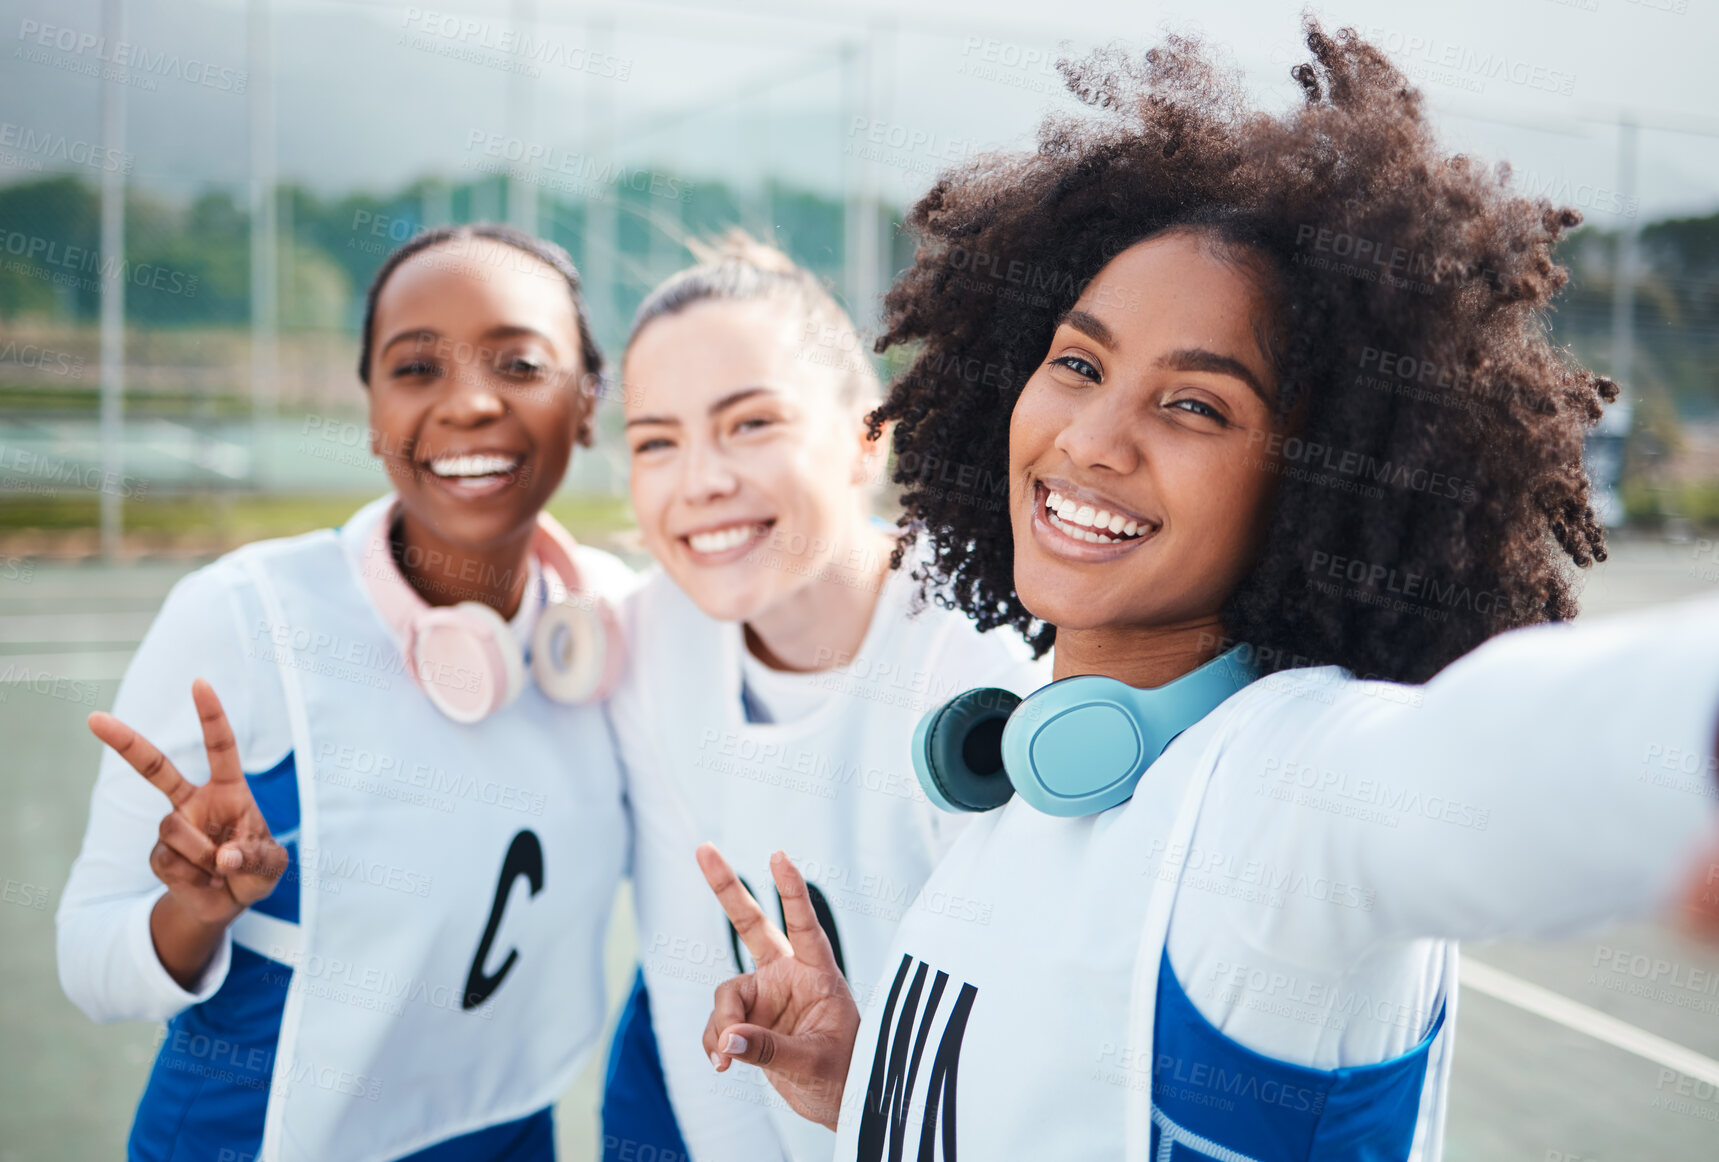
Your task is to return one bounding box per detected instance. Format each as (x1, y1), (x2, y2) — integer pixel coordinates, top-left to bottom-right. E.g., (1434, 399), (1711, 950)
(602, 232), (1047, 1162)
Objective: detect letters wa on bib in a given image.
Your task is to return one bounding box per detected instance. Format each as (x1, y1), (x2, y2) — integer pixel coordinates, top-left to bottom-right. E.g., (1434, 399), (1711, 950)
(835, 593), (1719, 1162)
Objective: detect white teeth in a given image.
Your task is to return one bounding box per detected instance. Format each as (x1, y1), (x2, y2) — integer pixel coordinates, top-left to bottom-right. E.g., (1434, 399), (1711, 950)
(428, 453), (520, 479)
(688, 524), (762, 554)
(1047, 511), (1119, 543)
(1043, 487), (1147, 539)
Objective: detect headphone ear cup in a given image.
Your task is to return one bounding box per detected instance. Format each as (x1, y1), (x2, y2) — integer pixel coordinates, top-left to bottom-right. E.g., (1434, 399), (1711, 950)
(912, 688), (1022, 813)
(531, 601), (606, 703)
(411, 602), (524, 724)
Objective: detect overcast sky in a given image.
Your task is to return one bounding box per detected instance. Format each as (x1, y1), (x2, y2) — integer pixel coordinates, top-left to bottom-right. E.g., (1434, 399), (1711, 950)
(3, 0), (1716, 224)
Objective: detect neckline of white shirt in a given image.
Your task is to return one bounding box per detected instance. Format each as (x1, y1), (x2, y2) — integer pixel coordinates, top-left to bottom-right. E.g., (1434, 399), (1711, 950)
(729, 546), (914, 728)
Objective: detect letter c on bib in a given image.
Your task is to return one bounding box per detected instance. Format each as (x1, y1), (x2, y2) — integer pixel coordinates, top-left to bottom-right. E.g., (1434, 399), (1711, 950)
(463, 829), (544, 1010)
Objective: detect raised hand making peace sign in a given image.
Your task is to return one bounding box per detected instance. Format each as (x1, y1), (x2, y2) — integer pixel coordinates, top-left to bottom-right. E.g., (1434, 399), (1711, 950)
(87, 678), (288, 989)
(698, 844), (861, 1131)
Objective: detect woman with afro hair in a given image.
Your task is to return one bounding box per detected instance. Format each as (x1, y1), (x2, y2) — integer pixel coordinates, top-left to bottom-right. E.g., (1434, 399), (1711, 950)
(683, 22), (1719, 1162)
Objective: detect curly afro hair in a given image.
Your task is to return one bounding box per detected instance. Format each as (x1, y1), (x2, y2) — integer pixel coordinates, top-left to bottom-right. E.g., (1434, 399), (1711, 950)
(868, 21), (1616, 684)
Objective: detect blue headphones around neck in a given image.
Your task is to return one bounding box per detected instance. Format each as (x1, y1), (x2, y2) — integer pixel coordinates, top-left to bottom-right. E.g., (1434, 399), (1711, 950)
(912, 647), (1259, 817)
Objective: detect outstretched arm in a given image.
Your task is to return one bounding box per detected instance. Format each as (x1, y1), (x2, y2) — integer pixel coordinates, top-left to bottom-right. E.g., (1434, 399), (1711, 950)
(1202, 591), (1719, 965)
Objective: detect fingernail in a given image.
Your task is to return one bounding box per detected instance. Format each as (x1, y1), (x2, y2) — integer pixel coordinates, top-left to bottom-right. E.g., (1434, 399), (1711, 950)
(709, 1051), (724, 1071)
(724, 1033), (748, 1055)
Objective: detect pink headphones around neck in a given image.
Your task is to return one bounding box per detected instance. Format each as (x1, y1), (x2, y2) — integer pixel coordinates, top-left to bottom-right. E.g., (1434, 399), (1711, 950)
(362, 505), (625, 723)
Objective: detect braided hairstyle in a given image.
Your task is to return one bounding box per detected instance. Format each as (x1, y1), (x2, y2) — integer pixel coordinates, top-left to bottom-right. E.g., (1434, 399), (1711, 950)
(358, 223), (605, 445)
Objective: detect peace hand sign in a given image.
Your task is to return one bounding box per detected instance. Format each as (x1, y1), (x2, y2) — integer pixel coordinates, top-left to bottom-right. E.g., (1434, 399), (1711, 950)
(698, 844), (860, 1132)
(88, 679), (287, 987)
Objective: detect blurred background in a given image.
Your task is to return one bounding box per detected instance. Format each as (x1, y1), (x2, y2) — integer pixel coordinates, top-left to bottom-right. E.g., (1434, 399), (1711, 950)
(2, 0), (1717, 1159)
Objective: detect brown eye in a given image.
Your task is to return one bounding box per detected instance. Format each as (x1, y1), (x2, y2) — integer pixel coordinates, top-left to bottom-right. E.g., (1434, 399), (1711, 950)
(1169, 398), (1227, 424)
(1050, 355), (1100, 382)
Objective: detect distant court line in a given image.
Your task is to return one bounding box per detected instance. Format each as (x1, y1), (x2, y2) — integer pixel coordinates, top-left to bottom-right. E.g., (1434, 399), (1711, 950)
(0, 612), (155, 643)
(1462, 956), (1719, 1089)
(0, 650), (136, 681)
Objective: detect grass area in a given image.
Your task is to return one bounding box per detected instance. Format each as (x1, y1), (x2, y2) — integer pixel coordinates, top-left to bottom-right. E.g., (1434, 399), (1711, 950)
(1623, 480), (1719, 527)
(0, 490), (639, 548)
(0, 384), (253, 416)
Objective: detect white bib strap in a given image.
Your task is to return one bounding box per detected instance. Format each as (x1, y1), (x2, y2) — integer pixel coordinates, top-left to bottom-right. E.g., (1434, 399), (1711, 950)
(230, 909), (306, 964)
(242, 553), (322, 1162)
(1124, 693), (1272, 1162)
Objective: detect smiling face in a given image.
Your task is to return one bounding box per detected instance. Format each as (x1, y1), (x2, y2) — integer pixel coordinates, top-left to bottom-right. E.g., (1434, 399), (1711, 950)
(1010, 230), (1287, 645)
(623, 298), (880, 622)
(365, 238), (588, 552)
